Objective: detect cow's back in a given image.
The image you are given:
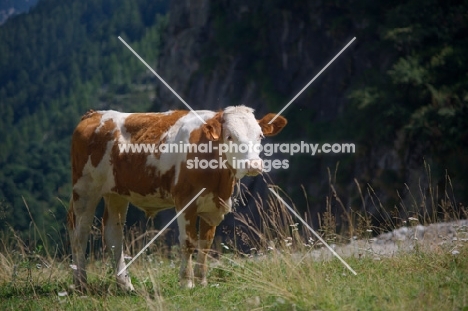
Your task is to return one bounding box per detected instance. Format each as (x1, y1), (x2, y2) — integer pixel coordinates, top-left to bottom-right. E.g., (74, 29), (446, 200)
(122, 111), (189, 144)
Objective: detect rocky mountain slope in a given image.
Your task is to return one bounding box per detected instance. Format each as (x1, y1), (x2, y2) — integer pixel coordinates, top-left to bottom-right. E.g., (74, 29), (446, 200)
(152, 0), (468, 223)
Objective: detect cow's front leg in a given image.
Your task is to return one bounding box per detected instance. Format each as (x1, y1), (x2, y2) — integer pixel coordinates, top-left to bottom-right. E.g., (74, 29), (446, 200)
(195, 218), (216, 286)
(177, 212), (197, 288)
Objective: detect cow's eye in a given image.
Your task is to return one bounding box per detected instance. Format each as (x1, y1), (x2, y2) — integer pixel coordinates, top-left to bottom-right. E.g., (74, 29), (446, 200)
(227, 135), (232, 141)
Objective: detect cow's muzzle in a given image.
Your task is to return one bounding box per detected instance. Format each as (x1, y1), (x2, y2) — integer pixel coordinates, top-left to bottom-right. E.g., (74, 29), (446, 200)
(246, 159), (263, 176)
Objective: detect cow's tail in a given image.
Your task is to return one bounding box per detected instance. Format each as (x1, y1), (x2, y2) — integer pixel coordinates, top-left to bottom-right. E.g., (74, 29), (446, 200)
(81, 109), (97, 120)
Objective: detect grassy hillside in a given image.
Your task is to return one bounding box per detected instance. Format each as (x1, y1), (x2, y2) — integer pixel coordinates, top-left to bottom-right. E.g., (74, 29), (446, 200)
(2, 247), (467, 310)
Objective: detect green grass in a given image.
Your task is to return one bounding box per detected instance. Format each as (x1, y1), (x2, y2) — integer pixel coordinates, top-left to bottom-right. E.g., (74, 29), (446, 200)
(1, 242), (467, 310)
(2, 168), (467, 310)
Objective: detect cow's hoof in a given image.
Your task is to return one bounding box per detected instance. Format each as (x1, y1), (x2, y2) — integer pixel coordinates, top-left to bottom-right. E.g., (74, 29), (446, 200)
(180, 279), (195, 289)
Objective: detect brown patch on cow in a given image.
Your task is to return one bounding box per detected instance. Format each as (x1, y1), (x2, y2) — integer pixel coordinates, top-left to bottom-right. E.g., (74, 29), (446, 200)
(171, 115), (235, 218)
(123, 111), (189, 144)
(201, 112), (223, 141)
(188, 116), (235, 202)
(90, 119), (118, 167)
(111, 150), (176, 198)
(258, 113), (288, 136)
(185, 219), (198, 251)
(199, 218), (217, 245)
(71, 112), (103, 184)
(109, 111), (190, 199)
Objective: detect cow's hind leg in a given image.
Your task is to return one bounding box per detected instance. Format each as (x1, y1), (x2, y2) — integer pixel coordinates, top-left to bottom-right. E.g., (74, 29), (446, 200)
(103, 194), (134, 291)
(195, 218), (216, 286)
(68, 194), (100, 292)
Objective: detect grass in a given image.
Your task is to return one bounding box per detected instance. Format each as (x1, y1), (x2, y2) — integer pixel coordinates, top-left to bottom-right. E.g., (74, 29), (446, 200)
(0, 243), (467, 310)
(1, 165), (467, 310)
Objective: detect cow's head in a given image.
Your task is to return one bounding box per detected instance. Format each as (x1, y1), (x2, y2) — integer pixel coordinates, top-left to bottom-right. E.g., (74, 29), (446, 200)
(202, 106), (287, 178)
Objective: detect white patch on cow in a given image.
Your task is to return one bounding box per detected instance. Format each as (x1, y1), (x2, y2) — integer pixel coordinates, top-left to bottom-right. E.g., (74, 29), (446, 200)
(223, 106), (262, 145)
(224, 105), (255, 115)
(95, 110), (130, 137)
(177, 217), (190, 242)
(145, 135), (173, 175)
(220, 197), (232, 214)
(144, 110), (173, 116)
(158, 111), (217, 184)
(145, 153), (161, 170)
(196, 193), (217, 214)
(73, 140), (116, 203)
(93, 110), (133, 144)
(222, 106), (264, 178)
(196, 193), (231, 226)
(99, 140), (118, 194)
(145, 111), (217, 179)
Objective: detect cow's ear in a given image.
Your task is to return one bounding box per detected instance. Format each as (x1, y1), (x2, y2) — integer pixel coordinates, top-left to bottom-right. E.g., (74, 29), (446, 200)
(202, 118), (222, 141)
(258, 113), (287, 136)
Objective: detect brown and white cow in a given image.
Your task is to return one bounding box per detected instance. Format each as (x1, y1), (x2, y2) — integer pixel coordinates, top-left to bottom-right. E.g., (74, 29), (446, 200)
(68, 105), (287, 291)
